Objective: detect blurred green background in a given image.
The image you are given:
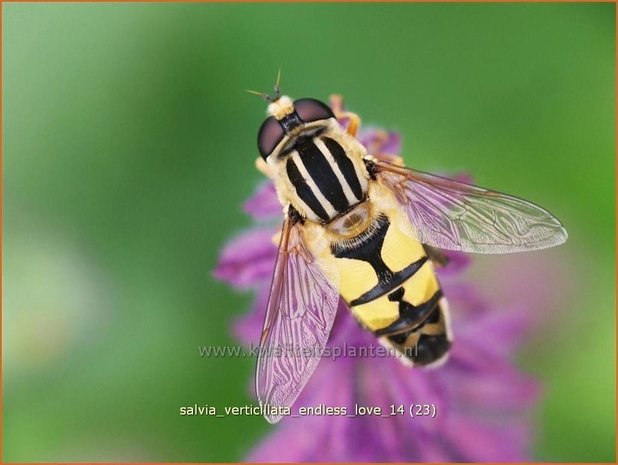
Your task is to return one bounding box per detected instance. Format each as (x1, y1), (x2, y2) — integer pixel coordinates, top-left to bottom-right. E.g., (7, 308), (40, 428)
(3, 3), (615, 462)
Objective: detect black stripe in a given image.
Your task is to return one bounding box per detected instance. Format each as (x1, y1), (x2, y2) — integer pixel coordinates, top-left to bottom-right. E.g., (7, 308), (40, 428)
(331, 215), (429, 306)
(296, 139), (349, 213)
(374, 289), (443, 336)
(286, 158), (330, 222)
(323, 137), (363, 201)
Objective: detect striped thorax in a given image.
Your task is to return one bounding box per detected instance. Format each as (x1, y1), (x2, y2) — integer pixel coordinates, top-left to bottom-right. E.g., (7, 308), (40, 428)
(258, 96), (370, 225)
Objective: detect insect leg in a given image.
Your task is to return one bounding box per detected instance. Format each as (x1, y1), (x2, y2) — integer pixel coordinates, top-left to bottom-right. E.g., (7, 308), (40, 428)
(255, 157), (273, 178)
(329, 94), (361, 137)
(423, 245), (450, 268)
(344, 112), (361, 137)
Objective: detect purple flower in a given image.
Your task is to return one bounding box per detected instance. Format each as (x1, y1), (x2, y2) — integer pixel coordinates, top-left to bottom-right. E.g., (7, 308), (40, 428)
(215, 105), (540, 462)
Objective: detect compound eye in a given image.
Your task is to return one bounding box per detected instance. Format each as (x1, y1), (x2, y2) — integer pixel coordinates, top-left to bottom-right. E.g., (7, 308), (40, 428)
(257, 116), (284, 160)
(294, 98), (335, 123)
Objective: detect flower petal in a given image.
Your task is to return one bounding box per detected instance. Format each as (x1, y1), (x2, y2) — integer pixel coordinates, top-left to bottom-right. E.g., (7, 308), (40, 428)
(435, 250), (472, 276)
(213, 228), (277, 289)
(358, 127), (402, 155)
(243, 182), (282, 221)
(233, 285), (269, 345)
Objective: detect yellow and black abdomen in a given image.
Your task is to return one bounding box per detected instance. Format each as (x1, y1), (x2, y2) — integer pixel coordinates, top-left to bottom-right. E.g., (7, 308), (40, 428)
(327, 186), (453, 367)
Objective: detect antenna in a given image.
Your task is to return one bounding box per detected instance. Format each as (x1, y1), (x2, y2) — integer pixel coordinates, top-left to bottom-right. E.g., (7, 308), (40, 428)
(246, 70), (283, 102)
(245, 89), (273, 102)
(273, 69), (281, 100)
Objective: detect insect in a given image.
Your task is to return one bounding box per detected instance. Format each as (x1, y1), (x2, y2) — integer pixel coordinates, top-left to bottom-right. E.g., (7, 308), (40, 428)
(250, 77), (567, 423)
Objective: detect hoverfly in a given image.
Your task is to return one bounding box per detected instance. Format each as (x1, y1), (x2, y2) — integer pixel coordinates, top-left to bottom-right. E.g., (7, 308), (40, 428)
(250, 77), (567, 423)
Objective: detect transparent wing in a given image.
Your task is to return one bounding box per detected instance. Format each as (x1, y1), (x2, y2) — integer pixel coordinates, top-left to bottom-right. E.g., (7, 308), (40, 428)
(374, 160), (568, 253)
(256, 217), (340, 423)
